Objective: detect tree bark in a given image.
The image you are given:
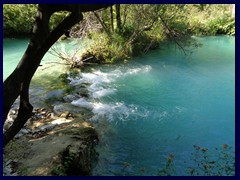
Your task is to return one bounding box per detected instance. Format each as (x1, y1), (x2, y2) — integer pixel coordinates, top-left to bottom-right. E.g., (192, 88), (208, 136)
(3, 4), (111, 147)
(115, 4), (122, 32)
(93, 11), (111, 36)
(110, 6), (114, 32)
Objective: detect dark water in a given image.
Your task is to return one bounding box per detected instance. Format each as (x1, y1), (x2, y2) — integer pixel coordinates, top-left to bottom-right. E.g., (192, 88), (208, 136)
(3, 36), (235, 175)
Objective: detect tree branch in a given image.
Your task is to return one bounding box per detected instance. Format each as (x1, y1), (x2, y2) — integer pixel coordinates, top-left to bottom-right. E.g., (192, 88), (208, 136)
(159, 14), (187, 55)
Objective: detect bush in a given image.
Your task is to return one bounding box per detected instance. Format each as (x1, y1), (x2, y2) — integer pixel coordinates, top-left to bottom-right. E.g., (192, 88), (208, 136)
(186, 5), (235, 36)
(3, 4), (37, 36)
(3, 4), (69, 36)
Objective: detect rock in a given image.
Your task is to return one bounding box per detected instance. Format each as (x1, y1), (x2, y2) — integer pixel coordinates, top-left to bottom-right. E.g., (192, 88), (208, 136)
(53, 103), (92, 116)
(25, 119), (32, 127)
(60, 112), (70, 118)
(60, 112), (74, 119)
(40, 108), (46, 112)
(4, 166), (12, 176)
(34, 114), (44, 119)
(31, 129), (39, 135)
(60, 128), (99, 176)
(11, 173), (18, 176)
(20, 129), (29, 135)
(40, 111), (47, 115)
(46, 89), (65, 100)
(5, 160), (12, 166)
(39, 124), (56, 132)
(63, 94), (78, 102)
(51, 118), (72, 125)
(4, 117), (99, 176)
(44, 112), (55, 119)
(15, 133), (23, 139)
(77, 89), (89, 98)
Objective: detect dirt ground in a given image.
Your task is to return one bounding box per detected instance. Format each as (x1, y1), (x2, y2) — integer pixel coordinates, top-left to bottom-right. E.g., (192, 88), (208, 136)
(3, 108), (98, 176)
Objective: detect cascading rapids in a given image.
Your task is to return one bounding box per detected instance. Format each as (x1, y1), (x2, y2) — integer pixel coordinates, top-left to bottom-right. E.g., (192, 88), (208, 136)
(69, 65), (152, 122)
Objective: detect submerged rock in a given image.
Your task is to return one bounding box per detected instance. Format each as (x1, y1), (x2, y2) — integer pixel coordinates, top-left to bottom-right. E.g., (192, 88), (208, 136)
(60, 128), (99, 176)
(46, 89), (65, 100)
(63, 94), (79, 102)
(53, 103), (93, 117)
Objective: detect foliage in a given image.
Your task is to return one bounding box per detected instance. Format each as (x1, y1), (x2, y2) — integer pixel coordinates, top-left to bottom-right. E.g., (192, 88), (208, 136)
(79, 5), (166, 63)
(3, 4), (70, 36)
(51, 150), (76, 176)
(49, 11), (70, 31)
(184, 4), (235, 35)
(51, 165), (67, 176)
(82, 32), (131, 63)
(74, 4), (234, 64)
(3, 4), (37, 36)
(3, 4), (235, 63)
(51, 146), (83, 176)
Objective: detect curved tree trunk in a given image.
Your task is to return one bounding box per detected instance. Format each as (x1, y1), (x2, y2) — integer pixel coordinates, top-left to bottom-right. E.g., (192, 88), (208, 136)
(3, 4), (111, 147)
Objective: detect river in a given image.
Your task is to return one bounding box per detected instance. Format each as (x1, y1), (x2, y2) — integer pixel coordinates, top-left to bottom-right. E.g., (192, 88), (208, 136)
(3, 36), (235, 176)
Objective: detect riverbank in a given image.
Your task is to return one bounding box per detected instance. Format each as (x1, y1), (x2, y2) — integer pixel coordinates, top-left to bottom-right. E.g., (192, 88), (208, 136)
(3, 108), (98, 176)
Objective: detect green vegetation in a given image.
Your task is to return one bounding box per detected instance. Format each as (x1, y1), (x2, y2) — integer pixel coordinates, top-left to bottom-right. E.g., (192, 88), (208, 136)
(3, 4), (69, 36)
(76, 4), (235, 63)
(51, 150), (76, 176)
(3, 4), (37, 36)
(185, 4), (235, 36)
(3, 4), (235, 61)
(51, 165), (67, 176)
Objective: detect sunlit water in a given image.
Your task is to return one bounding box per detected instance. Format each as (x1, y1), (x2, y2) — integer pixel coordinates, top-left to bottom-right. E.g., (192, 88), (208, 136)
(3, 36), (235, 175)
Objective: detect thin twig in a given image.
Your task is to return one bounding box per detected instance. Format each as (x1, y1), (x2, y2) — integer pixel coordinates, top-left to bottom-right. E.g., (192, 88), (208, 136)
(159, 14), (187, 55)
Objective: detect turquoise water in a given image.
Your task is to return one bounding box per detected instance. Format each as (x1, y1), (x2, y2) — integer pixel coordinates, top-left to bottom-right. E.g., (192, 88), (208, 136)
(3, 38), (90, 79)
(3, 38), (89, 106)
(3, 36), (235, 175)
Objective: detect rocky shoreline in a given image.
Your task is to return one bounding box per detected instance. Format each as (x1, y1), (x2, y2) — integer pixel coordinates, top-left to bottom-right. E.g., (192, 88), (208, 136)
(3, 108), (99, 176)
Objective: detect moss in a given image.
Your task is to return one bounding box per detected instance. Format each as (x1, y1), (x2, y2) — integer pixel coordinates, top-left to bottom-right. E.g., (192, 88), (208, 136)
(18, 166), (29, 175)
(58, 73), (70, 84)
(64, 86), (75, 95)
(51, 165), (67, 176)
(69, 69), (81, 78)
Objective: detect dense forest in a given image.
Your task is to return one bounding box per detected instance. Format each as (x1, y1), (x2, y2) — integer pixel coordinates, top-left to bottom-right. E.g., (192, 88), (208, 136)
(3, 4), (235, 176)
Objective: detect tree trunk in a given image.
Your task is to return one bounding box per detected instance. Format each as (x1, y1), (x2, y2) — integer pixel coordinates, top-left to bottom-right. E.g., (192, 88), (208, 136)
(110, 6), (114, 32)
(115, 4), (122, 32)
(93, 11), (111, 36)
(3, 4), (111, 147)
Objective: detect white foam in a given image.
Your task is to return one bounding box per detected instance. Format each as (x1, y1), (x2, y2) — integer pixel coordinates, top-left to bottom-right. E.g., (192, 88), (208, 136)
(71, 98), (93, 109)
(125, 65), (152, 75)
(71, 97), (149, 122)
(69, 65), (152, 122)
(69, 65), (152, 88)
(91, 102), (130, 121)
(92, 88), (116, 98)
